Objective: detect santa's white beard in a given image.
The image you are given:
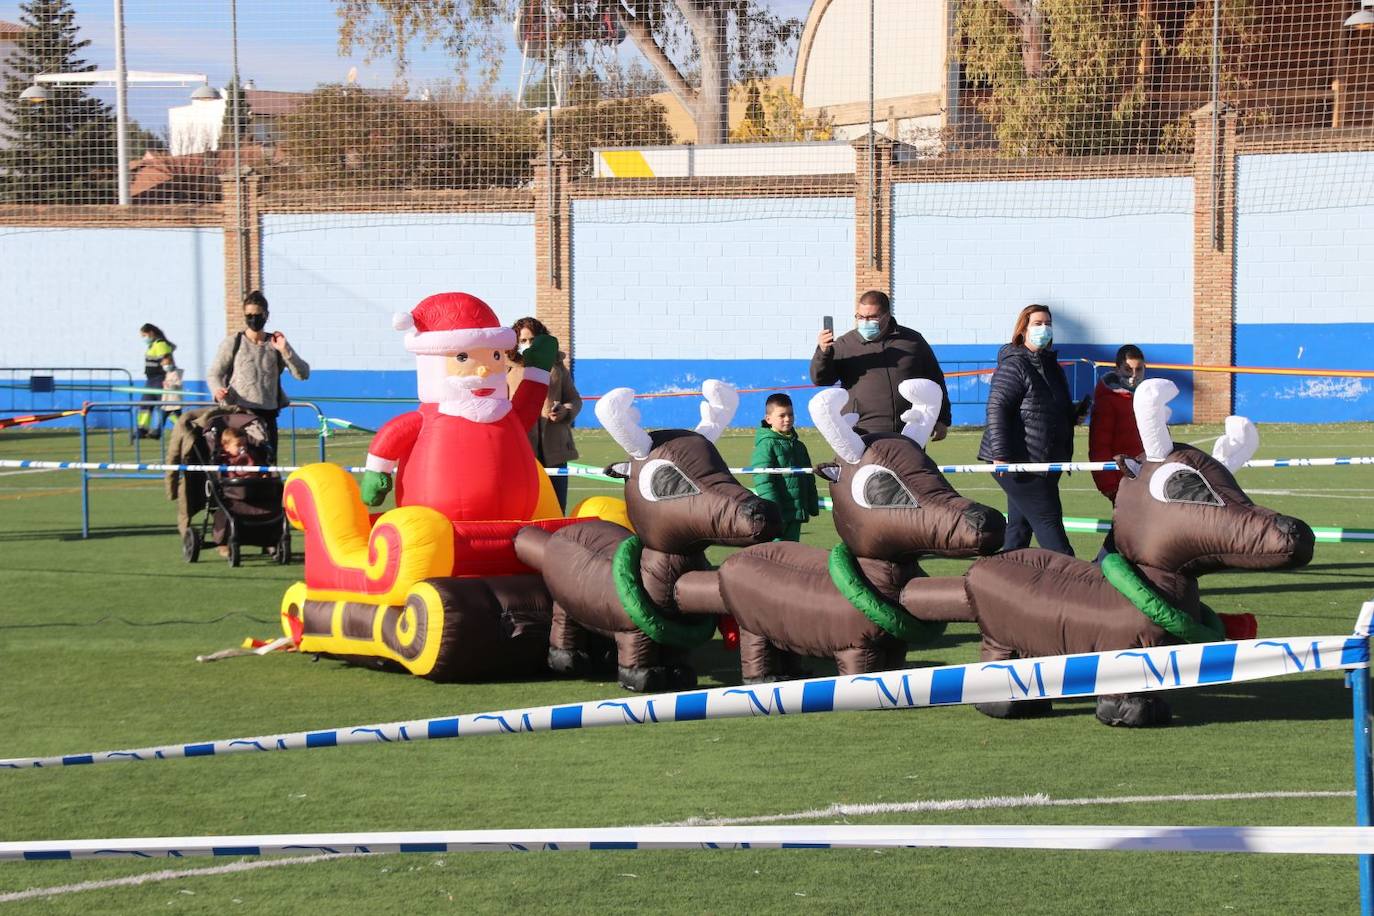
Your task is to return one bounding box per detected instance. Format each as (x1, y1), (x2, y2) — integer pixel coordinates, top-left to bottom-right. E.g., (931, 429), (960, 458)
(413, 355), (513, 421)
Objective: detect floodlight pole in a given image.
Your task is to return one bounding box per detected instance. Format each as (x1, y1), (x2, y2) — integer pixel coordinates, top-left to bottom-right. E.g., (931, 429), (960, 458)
(113, 0), (130, 206)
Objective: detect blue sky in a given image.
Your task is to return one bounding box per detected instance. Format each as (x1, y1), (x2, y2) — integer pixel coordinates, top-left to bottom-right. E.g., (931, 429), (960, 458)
(1, 0), (812, 136)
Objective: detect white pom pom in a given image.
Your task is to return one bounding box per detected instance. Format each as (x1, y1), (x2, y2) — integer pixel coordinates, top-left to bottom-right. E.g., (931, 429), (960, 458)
(392, 311), (414, 332)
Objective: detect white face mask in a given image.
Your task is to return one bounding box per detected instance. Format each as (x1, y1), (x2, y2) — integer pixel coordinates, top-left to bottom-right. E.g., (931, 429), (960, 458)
(517, 342), (531, 355)
(1027, 325), (1053, 348)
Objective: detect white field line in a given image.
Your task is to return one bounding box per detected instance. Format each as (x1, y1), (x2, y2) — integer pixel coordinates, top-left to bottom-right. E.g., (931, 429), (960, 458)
(651, 789), (1355, 827)
(1, 790), (1352, 902)
(0, 468), (60, 478)
(0, 853), (368, 904)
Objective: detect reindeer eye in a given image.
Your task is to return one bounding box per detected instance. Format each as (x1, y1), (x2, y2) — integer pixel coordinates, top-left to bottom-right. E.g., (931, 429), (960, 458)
(851, 465), (917, 509)
(1148, 462), (1224, 507)
(638, 458), (700, 501)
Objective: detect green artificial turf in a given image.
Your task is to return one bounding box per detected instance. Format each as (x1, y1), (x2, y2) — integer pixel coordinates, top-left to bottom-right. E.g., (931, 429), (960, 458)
(0, 422), (1372, 914)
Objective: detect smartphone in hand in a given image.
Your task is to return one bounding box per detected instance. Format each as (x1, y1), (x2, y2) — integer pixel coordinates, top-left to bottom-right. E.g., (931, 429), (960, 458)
(822, 315), (833, 335)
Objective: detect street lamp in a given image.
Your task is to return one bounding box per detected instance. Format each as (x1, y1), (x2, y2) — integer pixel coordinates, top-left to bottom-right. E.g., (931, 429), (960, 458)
(1347, 0), (1374, 30)
(20, 70), (211, 205)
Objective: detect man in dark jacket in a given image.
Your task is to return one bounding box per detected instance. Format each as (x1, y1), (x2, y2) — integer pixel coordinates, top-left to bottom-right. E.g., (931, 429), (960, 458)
(809, 290), (951, 438)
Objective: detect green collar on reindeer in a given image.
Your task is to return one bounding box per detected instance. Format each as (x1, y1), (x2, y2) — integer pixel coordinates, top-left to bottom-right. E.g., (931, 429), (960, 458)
(1100, 553), (1226, 643)
(828, 544), (944, 644)
(612, 535), (718, 649)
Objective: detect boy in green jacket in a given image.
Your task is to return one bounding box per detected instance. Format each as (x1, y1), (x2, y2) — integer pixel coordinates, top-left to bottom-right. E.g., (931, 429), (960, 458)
(750, 393), (821, 542)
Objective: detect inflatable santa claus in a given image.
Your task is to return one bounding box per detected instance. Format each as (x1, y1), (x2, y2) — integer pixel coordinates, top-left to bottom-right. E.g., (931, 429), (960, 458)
(360, 292), (561, 521)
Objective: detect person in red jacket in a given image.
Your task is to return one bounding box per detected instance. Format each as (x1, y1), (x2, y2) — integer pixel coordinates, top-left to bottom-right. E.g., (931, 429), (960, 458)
(1089, 344), (1147, 556)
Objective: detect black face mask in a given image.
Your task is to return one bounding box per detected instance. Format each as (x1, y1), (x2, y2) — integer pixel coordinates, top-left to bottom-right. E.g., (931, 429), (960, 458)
(244, 313), (267, 331)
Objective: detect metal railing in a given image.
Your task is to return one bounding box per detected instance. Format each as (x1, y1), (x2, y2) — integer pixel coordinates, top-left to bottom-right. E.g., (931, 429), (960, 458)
(0, 367), (136, 429)
(76, 400), (328, 539)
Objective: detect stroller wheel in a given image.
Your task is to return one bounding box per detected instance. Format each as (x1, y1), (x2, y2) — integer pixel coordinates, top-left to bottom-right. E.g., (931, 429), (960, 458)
(182, 528), (200, 563)
(276, 529), (292, 565)
(227, 540), (241, 568)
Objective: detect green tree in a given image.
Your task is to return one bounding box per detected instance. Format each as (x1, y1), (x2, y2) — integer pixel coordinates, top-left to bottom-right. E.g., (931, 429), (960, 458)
(955, 0), (1261, 156)
(219, 79), (252, 146)
(334, 0), (799, 145)
(0, 0), (119, 203)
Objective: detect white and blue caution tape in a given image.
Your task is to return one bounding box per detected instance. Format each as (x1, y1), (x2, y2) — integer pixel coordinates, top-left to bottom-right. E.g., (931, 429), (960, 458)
(6, 824), (1374, 862)
(8, 456), (1374, 479)
(3, 634), (1365, 771)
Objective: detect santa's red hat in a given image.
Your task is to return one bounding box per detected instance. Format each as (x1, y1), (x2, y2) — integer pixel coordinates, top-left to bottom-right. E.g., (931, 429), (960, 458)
(392, 292), (515, 356)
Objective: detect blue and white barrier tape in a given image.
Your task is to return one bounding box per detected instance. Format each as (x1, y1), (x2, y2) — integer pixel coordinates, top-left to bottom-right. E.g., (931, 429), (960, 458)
(6, 824), (1374, 862)
(4, 634), (1365, 771)
(6, 456), (1374, 478)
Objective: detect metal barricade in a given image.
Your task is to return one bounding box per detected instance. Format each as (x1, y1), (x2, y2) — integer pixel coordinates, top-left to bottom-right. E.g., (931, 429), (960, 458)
(77, 400), (329, 539)
(0, 367), (136, 431)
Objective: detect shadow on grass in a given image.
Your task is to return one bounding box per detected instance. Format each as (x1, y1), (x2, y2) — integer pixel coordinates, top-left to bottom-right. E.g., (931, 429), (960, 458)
(1168, 677), (1351, 726)
(0, 524), (176, 543)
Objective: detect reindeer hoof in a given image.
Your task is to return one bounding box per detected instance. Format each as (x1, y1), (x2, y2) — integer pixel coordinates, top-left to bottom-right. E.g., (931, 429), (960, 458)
(974, 699), (1054, 720)
(618, 665), (669, 693)
(668, 666), (698, 690)
(548, 648), (594, 676)
(1095, 694), (1172, 728)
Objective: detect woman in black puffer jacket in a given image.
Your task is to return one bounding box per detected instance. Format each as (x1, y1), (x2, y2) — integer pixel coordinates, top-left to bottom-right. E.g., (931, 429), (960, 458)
(977, 304), (1080, 555)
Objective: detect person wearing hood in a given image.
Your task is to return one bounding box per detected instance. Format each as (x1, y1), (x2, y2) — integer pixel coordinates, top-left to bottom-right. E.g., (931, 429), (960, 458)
(977, 304), (1085, 556)
(507, 316), (581, 512)
(1089, 345), (1147, 557)
(748, 392), (820, 542)
(809, 290), (951, 438)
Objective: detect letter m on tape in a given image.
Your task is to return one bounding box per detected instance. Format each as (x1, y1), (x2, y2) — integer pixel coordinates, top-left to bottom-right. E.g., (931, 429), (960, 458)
(725, 687), (787, 716)
(982, 662), (1047, 699)
(1117, 649), (1182, 688)
(1257, 640), (1323, 673)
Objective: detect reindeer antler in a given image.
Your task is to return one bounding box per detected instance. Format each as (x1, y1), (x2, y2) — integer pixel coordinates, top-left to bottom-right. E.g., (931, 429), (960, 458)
(694, 379), (738, 443)
(1212, 415), (1258, 473)
(1133, 378), (1178, 462)
(809, 388), (865, 465)
(898, 378), (942, 448)
(594, 387), (652, 460)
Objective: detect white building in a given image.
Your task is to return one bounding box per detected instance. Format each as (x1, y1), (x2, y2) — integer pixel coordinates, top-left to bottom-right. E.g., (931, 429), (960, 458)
(167, 84), (308, 156)
(792, 0), (964, 151)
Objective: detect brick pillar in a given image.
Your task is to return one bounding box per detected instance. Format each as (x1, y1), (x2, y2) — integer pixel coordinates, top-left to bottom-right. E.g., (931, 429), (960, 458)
(220, 168), (263, 332)
(853, 133), (894, 302)
(1190, 104), (1239, 423)
(532, 150), (573, 358)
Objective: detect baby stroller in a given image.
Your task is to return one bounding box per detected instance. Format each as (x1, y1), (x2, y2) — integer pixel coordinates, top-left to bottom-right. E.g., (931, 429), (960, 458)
(178, 411), (291, 567)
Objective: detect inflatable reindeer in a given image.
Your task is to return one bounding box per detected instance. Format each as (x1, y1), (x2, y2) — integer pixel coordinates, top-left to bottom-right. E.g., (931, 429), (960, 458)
(904, 379), (1315, 726)
(514, 381), (780, 692)
(674, 380), (1005, 682)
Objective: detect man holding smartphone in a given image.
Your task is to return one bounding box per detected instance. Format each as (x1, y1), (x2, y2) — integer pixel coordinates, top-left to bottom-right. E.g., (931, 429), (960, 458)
(810, 290), (951, 439)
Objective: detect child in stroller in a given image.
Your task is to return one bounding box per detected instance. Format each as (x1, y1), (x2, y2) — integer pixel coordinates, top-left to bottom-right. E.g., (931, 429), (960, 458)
(179, 411), (291, 567)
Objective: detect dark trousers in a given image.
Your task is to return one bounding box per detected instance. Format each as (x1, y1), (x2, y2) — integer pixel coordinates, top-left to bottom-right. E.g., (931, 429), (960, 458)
(248, 409), (280, 460)
(996, 471), (1074, 556)
(551, 464), (569, 513)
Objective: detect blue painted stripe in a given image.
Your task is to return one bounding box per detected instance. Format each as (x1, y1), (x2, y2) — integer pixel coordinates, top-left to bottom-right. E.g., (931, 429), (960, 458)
(398, 843), (448, 853)
(183, 744), (215, 758)
(551, 706), (583, 730)
(1343, 638), (1371, 667)
(781, 843), (833, 849)
(929, 668), (965, 705)
(427, 718), (459, 739)
(305, 731), (338, 748)
(674, 692), (708, 721)
(589, 842), (638, 850)
(61, 755), (93, 765)
(24, 850), (72, 860)
(1197, 644), (1239, 684)
(1061, 656), (1100, 695)
(212, 846), (261, 856)
(801, 681), (836, 713)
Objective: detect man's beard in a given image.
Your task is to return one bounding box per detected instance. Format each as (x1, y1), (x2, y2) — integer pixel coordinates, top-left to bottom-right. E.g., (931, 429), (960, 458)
(439, 374), (513, 422)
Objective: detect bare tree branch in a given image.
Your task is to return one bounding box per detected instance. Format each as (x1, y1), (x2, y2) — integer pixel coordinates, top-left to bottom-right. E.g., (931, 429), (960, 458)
(616, 2), (698, 112)
(997, 0), (1046, 78)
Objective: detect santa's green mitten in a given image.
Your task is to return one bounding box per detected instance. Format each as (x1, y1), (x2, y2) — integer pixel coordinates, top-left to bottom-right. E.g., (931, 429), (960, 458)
(360, 470), (393, 507)
(522, 334), (558, 372)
